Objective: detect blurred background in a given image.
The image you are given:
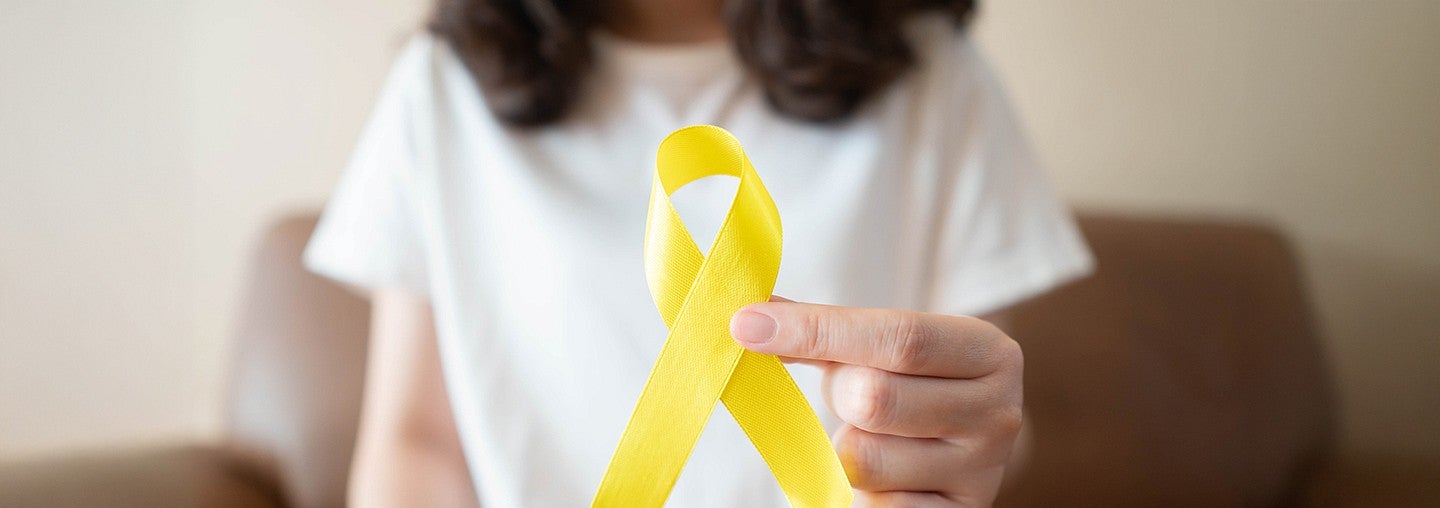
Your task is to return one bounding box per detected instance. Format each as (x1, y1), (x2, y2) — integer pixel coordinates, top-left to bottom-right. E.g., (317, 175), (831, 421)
(1, 0), (1437, 495)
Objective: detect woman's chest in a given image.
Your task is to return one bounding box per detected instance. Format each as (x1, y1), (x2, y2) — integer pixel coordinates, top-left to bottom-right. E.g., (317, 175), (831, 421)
(429, 121), (948, 316)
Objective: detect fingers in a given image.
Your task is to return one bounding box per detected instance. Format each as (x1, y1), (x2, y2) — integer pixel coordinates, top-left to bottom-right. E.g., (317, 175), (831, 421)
(835, 425), (963, 492)
(836, 425), (1010, 505)
(730, 301), (1016, 378)
(853, 491), (956, 508)
(732, 298), (1021, 505)
(821, 364), (1023, 438)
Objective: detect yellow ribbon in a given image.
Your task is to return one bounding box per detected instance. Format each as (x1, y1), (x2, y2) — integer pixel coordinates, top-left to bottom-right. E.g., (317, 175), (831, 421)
(593, 126), (852, 507)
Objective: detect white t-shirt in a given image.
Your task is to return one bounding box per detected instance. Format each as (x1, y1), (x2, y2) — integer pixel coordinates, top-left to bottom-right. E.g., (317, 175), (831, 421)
(305, 16), (1092, 508)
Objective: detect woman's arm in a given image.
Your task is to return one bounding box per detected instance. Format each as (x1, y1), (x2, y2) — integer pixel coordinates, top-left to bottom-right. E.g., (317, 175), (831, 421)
(348, 288), (480, 508)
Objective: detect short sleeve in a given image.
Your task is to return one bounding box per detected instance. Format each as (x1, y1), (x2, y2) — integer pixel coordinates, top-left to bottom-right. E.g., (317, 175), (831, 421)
(925, 38), (1094, 316)
(303, 37), (433, 294)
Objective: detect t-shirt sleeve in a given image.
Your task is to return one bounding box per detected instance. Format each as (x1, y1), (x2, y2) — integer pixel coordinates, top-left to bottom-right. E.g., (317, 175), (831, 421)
(924, 38), (1094, 317)
(303, 37), (433, 294)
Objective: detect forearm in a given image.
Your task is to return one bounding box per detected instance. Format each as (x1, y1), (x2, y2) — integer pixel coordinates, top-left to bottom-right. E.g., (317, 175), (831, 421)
(350, 290), (479, 508)
(349, 428), (480, 508)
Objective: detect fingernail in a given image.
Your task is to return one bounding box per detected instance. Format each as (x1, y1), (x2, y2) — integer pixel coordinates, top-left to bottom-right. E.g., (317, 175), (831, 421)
(731, 309), (777, 345)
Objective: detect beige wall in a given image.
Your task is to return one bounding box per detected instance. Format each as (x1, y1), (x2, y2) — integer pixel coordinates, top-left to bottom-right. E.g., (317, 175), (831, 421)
(1, 1), (1436, 460)
(975, 1), (1440, 457)
(0, 0), (427, 459)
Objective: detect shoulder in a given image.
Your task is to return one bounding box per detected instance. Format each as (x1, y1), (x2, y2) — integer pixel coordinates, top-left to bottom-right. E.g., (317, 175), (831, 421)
(377, 33), (474, 93)
(902, 14), (1019, 131)
(906, 14), (986, 85)
(910, 14), (1013, 102)
(370, 32), (507, 148)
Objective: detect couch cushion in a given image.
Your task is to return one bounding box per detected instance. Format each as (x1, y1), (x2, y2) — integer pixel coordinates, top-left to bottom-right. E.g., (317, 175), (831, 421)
(997, 215), (1335, 507)
(225, 216), (370, 508)
(0, 446), (282, 508)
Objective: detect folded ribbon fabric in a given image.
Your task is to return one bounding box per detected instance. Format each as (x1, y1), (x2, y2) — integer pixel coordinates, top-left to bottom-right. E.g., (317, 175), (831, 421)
(593, 125), (853, 507)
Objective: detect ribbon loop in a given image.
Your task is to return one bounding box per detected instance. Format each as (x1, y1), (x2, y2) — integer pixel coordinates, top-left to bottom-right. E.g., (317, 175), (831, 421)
(594, 126), (853, 507)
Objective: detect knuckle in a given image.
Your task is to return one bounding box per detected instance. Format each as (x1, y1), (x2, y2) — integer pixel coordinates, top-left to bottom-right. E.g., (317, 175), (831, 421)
(863, 492), (960, 508)
(835, 428), (883, 487)
(886, 311), (932, 372)
(843, 368), (895, 431)
(800, 309), (830, 357)
(997, 337), (1024, 371)
(957, 317), (1011, 373)
(948, 491), (994, 508)
(988, 404), (1025, 442)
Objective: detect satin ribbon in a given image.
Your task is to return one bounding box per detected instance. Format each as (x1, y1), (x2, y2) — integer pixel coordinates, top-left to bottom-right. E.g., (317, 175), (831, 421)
(593, 126), (853, 507)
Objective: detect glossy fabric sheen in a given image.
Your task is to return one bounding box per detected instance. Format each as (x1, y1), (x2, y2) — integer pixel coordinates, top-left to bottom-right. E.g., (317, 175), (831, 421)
(593, 126), (852, 507)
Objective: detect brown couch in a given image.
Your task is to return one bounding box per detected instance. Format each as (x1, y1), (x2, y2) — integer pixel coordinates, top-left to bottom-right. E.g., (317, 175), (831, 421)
(3, 213), (1437, 507)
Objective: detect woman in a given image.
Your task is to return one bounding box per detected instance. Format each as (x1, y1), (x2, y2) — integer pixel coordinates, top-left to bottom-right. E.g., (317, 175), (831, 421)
(305, 0), (1093, 506)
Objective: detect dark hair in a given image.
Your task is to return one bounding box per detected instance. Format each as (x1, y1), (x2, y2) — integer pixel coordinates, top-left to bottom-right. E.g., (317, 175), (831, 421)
(429, 0), (976, 127)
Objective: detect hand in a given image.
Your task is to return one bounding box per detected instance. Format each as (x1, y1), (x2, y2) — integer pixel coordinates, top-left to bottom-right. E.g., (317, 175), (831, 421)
(730, 297), (1024, 507)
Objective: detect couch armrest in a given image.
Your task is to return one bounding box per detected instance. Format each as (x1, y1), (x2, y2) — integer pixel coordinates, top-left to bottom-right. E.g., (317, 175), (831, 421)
(0, 445), (283, 508)
(1304, 452), (1440, 507)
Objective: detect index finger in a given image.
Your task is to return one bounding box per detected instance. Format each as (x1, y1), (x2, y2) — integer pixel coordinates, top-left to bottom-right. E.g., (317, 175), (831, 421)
(729, 300), (1015, 378)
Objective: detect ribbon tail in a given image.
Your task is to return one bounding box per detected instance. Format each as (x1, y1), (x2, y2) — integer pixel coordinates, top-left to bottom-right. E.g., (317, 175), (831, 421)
(723, 351), (855, 508)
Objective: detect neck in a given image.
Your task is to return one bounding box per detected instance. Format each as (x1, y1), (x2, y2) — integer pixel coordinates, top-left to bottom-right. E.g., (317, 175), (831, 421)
(605, 0), (727, 44)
